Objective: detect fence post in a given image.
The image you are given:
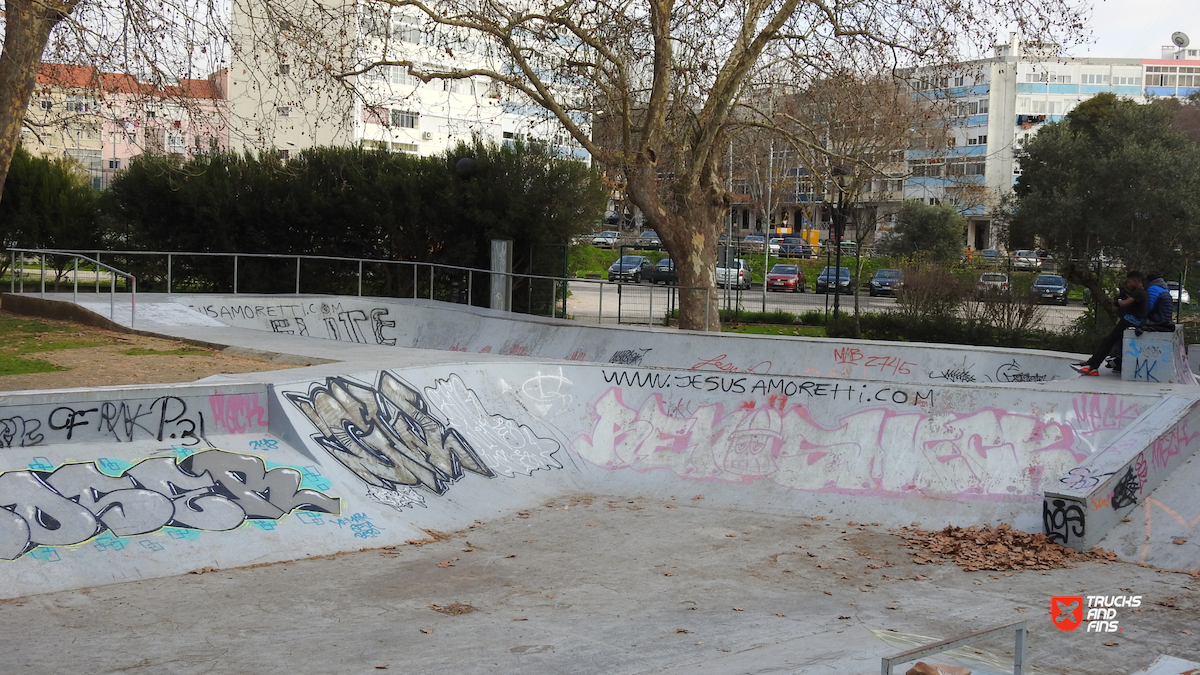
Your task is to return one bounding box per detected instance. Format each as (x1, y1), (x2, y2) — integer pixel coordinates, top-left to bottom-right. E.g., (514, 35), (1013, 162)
(358, 260), (363, 297)
(10, 250), (15, 294)
(167, 253), (172, 293)
(110, 272), (115, 320)
(429, 265), (434, 300)
(705, 287), (711, 330)
(131, 276), (136, 329)
(468, 270), (473, 306)
(233, 255), (239, 294)
(95, 251), (100, 293)
(413, 264), (417, 299)
(649, 284), (654, 326)
(296, 257), (301, 295)
(73, 258), (78, 304)
(598, 282), (603, 324)
(39, 254), (45, 298)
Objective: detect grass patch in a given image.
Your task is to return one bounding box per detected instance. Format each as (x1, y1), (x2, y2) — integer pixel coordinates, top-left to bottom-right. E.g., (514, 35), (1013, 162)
(0, 315), (111, 354)
(0, 353), (65, 377)
(723, 324), (826, 337)
(120, 346), (213, 357)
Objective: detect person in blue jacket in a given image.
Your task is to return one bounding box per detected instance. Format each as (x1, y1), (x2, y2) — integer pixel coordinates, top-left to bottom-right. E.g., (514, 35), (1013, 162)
(1140, 272), (1176, 333)
(1074, 271), (1147, 376)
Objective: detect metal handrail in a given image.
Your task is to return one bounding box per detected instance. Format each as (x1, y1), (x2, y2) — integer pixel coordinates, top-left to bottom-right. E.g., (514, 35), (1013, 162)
(880, 621), (1026, 675)
(7, 249), (137, 328)
(6, 248), (712, 328)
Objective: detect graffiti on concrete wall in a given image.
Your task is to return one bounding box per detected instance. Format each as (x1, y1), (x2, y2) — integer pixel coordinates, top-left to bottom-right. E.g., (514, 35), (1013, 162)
(190, 301), (399, 346)
(0, 395), (214, 448)
(0, 449), (340, 560)
(1043, 498), (1087, 545)
(209, 393), (268, 434)
(573, 388), (1083, 499)
(425, 373), (561, 478)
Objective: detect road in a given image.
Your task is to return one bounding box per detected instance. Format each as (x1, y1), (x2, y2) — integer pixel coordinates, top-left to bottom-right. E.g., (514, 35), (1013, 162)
(564, 279), (1088, 330)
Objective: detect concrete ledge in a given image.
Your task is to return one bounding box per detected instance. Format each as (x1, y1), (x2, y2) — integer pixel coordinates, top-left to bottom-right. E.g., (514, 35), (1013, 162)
(1043, 394), (1200, 550)
(1122, 327), (1197, 384)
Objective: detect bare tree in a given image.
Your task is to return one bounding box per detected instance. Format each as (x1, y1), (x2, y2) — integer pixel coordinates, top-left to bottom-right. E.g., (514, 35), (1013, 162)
(279, 0), (1083, 330)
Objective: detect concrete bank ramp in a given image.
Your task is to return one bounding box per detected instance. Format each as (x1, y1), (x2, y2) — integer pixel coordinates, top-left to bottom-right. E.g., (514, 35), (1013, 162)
(167, 293), (1084, 384)
(0, 353), (1170, 598)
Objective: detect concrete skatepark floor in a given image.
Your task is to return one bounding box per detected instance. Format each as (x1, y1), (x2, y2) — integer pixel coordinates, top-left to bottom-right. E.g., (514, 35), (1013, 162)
(1, 496), (1197, 675)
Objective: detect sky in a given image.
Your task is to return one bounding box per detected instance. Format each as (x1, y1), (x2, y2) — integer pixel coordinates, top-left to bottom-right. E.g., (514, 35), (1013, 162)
(1070, 0), (1195, 59)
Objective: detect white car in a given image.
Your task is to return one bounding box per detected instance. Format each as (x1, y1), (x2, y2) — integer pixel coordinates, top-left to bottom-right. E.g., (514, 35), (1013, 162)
(591, 230), (620, 248)
(1011, 249), (1041, 270)
(1167, 281), (1191, 305)
(768, 237), (782, 254)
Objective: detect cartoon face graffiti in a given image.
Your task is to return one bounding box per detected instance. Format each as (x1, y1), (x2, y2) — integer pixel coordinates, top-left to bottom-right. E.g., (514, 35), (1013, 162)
(723, 407), (784, 476)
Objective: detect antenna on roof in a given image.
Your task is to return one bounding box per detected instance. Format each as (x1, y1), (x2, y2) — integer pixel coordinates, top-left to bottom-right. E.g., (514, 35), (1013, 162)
(1171, 32), (1190, 49)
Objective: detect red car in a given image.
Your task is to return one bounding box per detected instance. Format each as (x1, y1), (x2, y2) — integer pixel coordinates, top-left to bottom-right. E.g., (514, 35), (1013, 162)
(766, 264), (806, 292)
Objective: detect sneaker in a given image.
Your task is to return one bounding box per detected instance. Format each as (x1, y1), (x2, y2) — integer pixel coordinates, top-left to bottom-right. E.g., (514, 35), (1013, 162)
(1071, 363), (1091, 373)
(1078, 366), (1099, 376)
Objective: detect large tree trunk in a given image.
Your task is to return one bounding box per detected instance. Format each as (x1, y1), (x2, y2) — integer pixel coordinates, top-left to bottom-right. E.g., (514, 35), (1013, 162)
(1061, 260), (1117, 320)
(624, 162), (725, 331)
(0, 0), (73, 205)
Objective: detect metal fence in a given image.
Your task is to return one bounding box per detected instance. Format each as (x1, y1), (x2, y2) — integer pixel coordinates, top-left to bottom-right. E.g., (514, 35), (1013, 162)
(4, 248), (712, 328)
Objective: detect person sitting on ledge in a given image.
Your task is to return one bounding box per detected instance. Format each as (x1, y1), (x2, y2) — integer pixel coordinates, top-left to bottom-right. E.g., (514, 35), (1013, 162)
(1140, 272), (1176, 334)
(1074, 270), (1147, 376)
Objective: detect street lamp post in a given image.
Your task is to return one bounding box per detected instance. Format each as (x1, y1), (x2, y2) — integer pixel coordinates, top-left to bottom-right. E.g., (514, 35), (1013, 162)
(832, 166), (848, 320)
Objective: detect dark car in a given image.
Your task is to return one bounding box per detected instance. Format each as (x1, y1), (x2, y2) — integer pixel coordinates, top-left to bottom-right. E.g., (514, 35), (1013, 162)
(635, 231), (662, 250)
(765, 264), (805, 292)
(647, 258), (677, 284)
(868, 269), (904, 297)
(815, 266), (852, 294)
(1031, 274), (1068, 305)
(608, 255), (654, 282)
(779, 237), (811, 258)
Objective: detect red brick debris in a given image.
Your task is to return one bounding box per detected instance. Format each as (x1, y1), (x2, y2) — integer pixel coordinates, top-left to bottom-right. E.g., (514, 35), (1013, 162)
(899, 523), (1118, 571)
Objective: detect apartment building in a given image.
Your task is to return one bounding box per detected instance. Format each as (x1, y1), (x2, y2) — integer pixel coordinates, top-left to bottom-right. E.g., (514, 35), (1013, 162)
(226, 0), (588, 160)
(22, 64), (228, 189)
(908, 35), (1200, 252)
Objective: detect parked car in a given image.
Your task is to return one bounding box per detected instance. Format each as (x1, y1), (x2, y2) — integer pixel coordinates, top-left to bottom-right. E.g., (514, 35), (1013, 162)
(768, 238), (782, 255)
(1168, 281), (1191, 305)
(647, 258), (678, 284)
(815, 266), (852, 295)
(978, 249), (1001, 265)
(741, 235), (766, 252)
(717, 258), (751, 289)
(592, 230), (620, 248)
(765, 264), (805, 292)
(779, 237), (811, 258)
(975, 272), (1010, 299)
(635, 231), (662, 250)
(608, 255), (654, 282)
(1012, 249), (1041, 270)
(839, 241), (858, 256)
(868, 269), (904, 297)
(1031, 274), (1068, 305)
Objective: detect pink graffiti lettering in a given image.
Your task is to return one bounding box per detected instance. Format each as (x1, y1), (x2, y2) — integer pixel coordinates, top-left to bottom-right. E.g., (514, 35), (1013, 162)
(690, 355), (772, 374)
(208, 393), (268, 434)
(566, 351), (588, 361)
(1072, 394), (1141, 436)
(448, 343), (467, 352)
(1150, 420), (1198, 470)
(503, 344), (530, 356)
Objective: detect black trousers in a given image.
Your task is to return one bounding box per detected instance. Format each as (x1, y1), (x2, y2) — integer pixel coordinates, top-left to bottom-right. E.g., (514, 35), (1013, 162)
(1086, 320), (1135, 369)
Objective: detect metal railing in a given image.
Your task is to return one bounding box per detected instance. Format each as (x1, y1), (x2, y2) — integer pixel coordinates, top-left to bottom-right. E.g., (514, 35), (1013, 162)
(4, 249), (712, 328)
(7, 249), (137, 327)
(880, 621), (1026, 675)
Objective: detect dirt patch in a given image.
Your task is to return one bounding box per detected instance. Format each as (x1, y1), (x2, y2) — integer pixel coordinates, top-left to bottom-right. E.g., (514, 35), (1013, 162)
(0, 311), (303, 391)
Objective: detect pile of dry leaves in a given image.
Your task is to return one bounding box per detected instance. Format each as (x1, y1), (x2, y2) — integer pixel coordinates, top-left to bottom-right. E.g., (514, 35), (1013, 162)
(899, 523), (1118, 571)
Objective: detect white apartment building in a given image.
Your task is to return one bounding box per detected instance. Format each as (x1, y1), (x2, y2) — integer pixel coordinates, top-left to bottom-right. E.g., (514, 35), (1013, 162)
(227, 0), (588, 160)
(908, 35), (1200, 252)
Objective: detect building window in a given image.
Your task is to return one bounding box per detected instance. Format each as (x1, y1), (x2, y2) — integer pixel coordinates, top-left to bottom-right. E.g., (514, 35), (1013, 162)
(39, 100), (52, 110)
(279, 64), (290, 75)
(109, 159), (121, 170)
(394, 15), (421, 43)
(277, 106), (291, 117)
(146, 110), (157, 119)
(1113, 75), (1141, 86)
(278, 149), (290, 160)
(392, 142), (418, 153)
(391, 109), (418, 128)
(1082, 73), (1108, 84)
(953, 76), (964, 87)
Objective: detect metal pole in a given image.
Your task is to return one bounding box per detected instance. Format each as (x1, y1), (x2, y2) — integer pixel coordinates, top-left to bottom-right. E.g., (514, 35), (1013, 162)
(598, 282), (603, 324)
(233, 255), (239, 294)
(110, 273), (115, 319)
(73, 258), (78, 304)
(763, 140), (772, 312)
(705, 287), (712, 329)
(10, 250), (15, 294)
(95, 252), (100, 293)
(39, 254), (45, 298)
(167, 253), (172, 293)
(617, 283), (622, 324)
(358, 260), (363, 297)
(296, 257), (301, 294)
(833, 181), (844, 320)
(1014, 625), (1026, 675)
(468, 270), (473, 307)
(413, 264), (417, 298)
(649, 284), (654, 326)
(131, 276), (136, 329)
(19, 253), (23, 293)
(429, 265), (433, 300)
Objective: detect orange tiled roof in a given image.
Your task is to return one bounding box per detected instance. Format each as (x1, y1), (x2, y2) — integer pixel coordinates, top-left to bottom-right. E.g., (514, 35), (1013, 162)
(36, 63), (222, 99)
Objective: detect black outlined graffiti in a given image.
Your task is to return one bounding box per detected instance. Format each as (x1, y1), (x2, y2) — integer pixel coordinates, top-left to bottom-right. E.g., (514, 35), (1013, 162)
(928, 358), (976, 383)
(0, 450), (339, 560)
(270, 317), (310, 336)
(286, 372), (495, 494)
(425, 374), (562, 478)
(1043, 498), (1086, 545)
(1111, 467), (1140, 510)
(995, 360), (1049, 383)
(0, 417), (43, 448)
(1059, 466), (1115, 491)
(609, 348), (651, 366)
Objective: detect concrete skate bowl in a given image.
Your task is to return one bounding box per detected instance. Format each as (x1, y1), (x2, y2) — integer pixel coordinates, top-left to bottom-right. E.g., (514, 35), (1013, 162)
(0, 292), (1198, 599)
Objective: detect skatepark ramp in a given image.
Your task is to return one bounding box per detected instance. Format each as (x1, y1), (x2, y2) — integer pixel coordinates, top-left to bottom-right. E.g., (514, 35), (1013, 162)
(0, 292), (1197, 600)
